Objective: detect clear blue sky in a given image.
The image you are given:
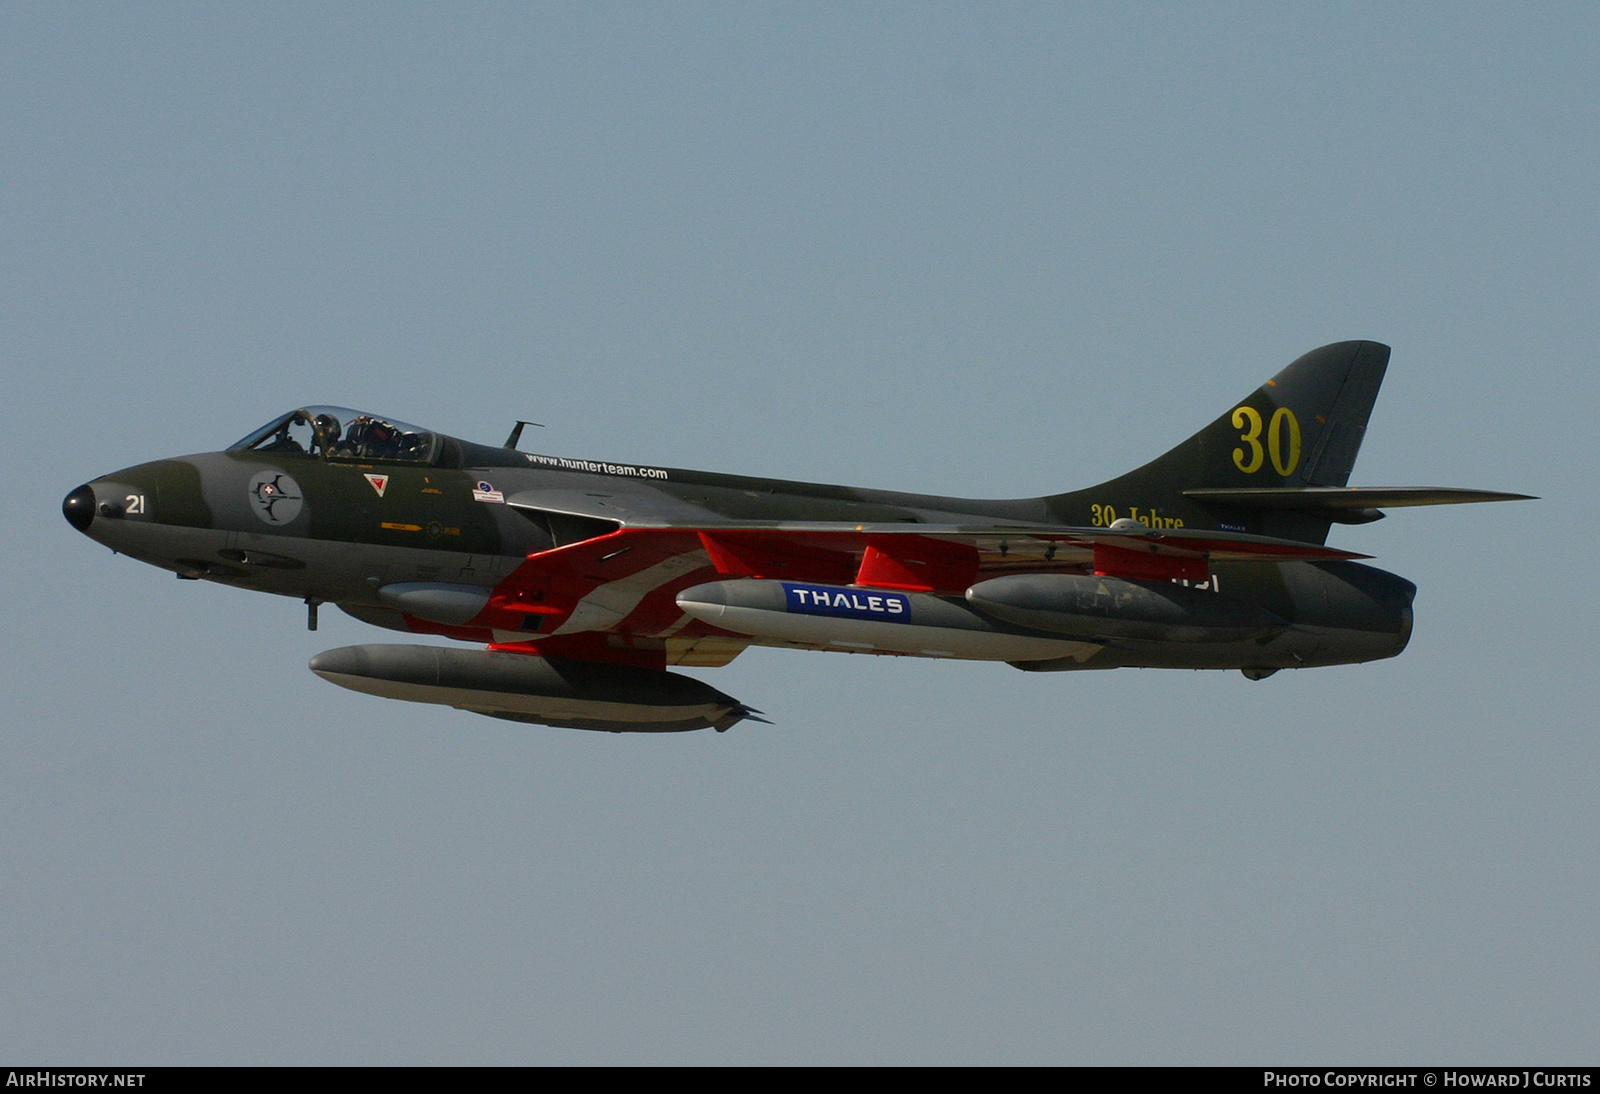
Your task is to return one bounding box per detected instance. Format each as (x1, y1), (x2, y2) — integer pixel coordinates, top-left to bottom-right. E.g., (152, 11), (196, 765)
(3, 3), (1595, 1063)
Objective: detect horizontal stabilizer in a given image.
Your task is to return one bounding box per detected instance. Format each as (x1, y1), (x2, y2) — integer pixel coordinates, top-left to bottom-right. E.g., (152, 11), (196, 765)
(1183, 486), (1536, 510)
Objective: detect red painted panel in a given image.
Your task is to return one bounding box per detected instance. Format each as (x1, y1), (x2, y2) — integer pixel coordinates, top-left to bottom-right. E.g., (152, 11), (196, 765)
(698, 531), (760, 576)
(855, 536), (980, 593)
(1092, 542), (1209, 583)
(697, 531), (857, 584)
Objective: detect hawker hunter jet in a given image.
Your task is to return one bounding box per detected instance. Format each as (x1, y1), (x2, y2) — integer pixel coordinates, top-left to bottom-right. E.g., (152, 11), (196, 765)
(63, 341), (1531, 732)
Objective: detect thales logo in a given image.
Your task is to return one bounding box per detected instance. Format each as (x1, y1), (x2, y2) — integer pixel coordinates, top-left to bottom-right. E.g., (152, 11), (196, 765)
(784, 584), (910, 622)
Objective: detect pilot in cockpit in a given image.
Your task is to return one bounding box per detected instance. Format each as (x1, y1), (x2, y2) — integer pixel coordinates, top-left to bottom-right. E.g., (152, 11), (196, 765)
(312, 413), (343, 457)
(231, 407), (437, 464)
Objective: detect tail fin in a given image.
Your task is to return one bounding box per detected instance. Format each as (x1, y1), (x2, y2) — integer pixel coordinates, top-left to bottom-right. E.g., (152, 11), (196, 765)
(1045, 341), (1391, 543)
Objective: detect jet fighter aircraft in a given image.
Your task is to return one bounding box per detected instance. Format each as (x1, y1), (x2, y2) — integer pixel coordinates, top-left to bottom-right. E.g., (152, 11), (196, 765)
(63, 341), (1531, 732)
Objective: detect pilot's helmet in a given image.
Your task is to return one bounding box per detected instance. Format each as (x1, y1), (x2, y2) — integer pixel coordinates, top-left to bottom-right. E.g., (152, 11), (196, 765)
(313, 414), (342, 447)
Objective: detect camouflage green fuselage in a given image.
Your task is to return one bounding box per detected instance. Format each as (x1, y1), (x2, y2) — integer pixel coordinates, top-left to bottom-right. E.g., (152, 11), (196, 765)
(72, 432), (1414, 674)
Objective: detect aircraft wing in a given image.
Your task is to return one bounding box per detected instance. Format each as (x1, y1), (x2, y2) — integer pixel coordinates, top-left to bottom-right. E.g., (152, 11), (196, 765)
(504, 489), (1361, 575)
(459, 499), (1372, 669)
(676, 521), (1362, 590)
(488, 518), (1361, 617)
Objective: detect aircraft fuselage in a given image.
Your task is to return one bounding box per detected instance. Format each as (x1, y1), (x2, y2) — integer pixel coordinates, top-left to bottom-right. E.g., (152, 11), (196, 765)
(66, 344), (1527, 729)
(64, 436), (1415, 676)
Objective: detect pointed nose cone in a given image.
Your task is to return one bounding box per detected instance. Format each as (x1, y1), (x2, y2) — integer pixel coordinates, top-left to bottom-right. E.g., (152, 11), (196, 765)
(63, 484), (95, 532)
(308, 646), (368, 679)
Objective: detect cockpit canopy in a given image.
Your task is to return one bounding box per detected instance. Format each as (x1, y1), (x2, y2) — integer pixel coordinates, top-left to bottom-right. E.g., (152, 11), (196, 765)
(229, 407), (440, 464)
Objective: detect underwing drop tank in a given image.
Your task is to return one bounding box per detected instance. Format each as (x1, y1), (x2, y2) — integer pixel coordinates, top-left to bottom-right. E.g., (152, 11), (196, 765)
(675, 580), (1102, 661)
(310, 644), (761, 732)
(965, 573), (1286, 643)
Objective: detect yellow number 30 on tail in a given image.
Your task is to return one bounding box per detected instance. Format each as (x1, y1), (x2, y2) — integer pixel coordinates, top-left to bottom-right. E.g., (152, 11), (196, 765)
(1232, 405), (1301, 476)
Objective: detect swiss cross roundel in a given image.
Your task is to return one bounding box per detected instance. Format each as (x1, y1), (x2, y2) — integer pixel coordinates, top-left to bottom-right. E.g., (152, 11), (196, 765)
(247, 470), (304, 525)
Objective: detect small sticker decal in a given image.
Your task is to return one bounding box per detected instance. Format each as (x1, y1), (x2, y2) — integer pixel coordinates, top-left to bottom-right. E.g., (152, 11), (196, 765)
(364, 473), (389, 497)
(248, 470), (304, 525)
(472, 480), (505, 503)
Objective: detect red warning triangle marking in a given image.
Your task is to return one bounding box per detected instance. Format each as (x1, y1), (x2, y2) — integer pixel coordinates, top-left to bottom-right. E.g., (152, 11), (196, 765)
(364, 473), (389, 497)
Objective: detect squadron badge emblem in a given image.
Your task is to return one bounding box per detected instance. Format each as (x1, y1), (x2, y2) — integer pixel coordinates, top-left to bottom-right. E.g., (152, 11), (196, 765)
(248, 470), (304, 525)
